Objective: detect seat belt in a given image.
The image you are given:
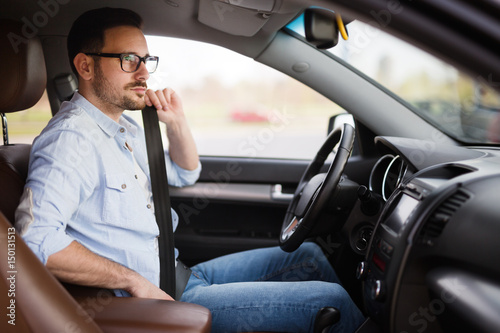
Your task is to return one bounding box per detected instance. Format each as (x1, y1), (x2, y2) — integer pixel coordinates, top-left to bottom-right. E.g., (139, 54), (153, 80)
(142, 105), (176, 298)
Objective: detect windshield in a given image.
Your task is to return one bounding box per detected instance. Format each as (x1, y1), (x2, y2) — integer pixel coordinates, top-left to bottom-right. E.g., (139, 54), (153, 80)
(288, 16), (500, 145)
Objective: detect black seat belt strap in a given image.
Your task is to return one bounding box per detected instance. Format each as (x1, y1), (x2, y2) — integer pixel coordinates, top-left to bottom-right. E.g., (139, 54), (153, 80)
(142, 106), (176, 298)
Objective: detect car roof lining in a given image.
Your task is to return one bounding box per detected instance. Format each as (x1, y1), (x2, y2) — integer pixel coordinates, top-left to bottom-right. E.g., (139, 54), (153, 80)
(0, 0), (302, 59)
(2, 0), (499, 79)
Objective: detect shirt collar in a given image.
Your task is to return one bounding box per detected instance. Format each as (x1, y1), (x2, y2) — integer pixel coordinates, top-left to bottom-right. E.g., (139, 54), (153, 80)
(70, 92), (138, 138)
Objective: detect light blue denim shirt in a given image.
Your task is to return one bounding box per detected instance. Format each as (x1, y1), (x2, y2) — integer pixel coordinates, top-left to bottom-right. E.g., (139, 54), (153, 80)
(15, 92), (201, 292)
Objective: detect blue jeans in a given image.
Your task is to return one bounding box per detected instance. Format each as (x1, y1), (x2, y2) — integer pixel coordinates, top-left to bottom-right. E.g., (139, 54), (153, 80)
(180, 242), (365, 332)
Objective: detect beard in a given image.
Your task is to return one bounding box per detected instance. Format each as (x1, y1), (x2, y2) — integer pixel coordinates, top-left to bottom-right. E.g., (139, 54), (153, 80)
(92, 62), (147, 111)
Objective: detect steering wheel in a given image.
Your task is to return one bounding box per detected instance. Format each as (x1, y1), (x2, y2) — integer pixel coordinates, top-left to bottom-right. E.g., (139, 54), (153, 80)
(279, 123), (355, 252)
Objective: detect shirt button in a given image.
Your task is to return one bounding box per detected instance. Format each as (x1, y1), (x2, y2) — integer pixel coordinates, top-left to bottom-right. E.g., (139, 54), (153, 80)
(147, 204), (152, 209)
(120, 128), (125, 133)
(121, 184), (127, 189)
(135, 175), (138, 179)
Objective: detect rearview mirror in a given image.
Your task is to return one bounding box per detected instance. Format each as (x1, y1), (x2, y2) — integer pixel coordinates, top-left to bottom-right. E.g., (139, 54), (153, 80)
(304, 8), (339, 49)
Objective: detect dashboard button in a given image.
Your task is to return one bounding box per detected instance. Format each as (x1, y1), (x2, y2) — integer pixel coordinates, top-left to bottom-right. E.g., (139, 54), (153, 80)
(356, 261), (368, 280)
(370, 280), (386, 301)
(379, 239), (394, 256)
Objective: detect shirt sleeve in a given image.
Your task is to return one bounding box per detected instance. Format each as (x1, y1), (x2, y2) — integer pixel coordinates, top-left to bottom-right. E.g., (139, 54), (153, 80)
(164, 151), (202, 187)
(15, 129), (95, 265)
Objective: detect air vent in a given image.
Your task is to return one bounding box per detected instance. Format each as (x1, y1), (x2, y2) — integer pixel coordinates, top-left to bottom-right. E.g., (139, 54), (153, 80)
(419, 190), (470, 244)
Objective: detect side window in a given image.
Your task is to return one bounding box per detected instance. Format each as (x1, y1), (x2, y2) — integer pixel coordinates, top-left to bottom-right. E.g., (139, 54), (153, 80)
(146, 36), (345, 160)
(6, 90), (51, 143)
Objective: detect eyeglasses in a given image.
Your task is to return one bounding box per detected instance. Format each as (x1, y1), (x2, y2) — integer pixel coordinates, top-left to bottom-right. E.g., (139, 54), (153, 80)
(85, 53), (159, 73)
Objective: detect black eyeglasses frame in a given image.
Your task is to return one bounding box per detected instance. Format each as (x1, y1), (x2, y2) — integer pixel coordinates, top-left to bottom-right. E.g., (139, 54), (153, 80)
(84, 52), (159, 73)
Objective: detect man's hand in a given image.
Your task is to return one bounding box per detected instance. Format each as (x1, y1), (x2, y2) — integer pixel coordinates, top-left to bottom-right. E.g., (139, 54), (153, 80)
(144, 88), (185, 127)
(144, 88), (199, 171)
(126, 272), (175, 301)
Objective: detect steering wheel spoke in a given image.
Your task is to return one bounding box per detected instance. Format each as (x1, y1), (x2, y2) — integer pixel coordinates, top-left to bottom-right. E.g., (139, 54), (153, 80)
(281, 216), (302, 242)
(279, 123), (355, 252)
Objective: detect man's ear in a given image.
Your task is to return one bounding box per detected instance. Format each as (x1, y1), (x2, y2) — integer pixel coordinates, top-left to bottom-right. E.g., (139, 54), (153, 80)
(73, 53), (94, 81)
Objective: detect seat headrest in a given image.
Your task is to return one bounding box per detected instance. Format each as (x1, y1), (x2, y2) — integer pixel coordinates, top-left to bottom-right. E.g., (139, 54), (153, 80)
(0, 20), (47, 113)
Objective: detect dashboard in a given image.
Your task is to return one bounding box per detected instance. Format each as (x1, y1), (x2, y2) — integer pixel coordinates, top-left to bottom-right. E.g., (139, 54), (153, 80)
(357, 137), (500, 333)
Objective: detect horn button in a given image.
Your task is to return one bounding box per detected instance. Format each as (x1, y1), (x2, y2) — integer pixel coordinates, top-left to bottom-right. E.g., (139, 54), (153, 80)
(295, 173), (326, 217)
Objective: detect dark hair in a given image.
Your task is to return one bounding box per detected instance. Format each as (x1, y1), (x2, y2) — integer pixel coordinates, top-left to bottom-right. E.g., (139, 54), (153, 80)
(67, 7), (143, 76)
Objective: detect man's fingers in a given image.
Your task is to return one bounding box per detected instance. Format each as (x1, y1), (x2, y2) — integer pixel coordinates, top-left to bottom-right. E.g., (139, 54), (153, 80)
(145, 89), (162, 110)
(144, 93), (152, 107)
(155, 89), (169, 111)
(145, 89), (180, 119)
(164, 88), (175, 105)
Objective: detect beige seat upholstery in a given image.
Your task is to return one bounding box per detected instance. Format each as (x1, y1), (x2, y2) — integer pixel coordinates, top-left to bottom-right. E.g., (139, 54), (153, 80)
(0, 19), (211, 332)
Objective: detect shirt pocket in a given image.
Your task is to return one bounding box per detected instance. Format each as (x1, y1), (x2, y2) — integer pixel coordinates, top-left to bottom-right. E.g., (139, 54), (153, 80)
(102, 173), (134, 226)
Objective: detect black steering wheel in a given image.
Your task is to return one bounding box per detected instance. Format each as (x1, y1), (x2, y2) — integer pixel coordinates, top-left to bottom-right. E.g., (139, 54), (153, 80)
(279, 123), (355, 252)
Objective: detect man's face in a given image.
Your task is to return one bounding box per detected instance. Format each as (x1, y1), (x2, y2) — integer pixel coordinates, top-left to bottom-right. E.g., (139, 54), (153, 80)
(91, 26), (150, 112)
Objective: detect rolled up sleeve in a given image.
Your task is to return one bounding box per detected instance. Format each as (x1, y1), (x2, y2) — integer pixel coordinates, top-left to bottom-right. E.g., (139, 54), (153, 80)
(164, 152), (201, 187)
(16, 129), (94, 264)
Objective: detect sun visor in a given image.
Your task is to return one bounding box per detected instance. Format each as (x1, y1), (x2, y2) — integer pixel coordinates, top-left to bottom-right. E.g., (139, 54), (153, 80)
(198, 0), (275, 36)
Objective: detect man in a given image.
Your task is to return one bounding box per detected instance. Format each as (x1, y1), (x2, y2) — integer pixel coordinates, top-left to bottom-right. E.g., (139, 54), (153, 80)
(16, 7), (364, 332)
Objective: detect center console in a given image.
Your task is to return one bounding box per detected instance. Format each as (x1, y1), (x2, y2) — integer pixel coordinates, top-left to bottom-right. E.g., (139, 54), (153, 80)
(357, 163), (474, 332)
(357, 178), (435, 330)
